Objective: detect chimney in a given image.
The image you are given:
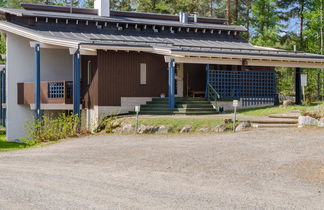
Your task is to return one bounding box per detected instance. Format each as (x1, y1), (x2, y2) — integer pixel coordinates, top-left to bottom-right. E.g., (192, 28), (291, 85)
(179, 12), (188, 24)
(95, 0), (110, 17)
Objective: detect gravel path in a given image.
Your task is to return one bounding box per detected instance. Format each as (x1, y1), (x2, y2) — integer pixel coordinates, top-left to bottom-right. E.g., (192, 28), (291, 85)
(1, 128), (324, 209)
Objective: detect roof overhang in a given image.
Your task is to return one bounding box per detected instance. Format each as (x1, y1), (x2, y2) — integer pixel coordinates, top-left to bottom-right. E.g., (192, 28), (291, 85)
(1, 21), (324, 69)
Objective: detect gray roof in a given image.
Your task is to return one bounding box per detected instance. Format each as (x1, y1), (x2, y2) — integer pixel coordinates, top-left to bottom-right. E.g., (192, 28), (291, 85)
(0, 4), (324, 61)
(0, 7), (247, 32)
(1, 20), (324, 60)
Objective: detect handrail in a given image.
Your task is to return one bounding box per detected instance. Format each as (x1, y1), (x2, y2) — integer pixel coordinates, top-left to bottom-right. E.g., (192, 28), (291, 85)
(207, 83), (220, 110)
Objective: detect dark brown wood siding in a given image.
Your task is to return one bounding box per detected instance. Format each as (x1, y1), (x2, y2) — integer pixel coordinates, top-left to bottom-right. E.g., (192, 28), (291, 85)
(97, 51), (168, 106)
(81, 55), (98, 108)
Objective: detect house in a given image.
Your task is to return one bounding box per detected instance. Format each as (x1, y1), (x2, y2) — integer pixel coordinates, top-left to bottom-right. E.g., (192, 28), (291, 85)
(1, 1), (324, 140)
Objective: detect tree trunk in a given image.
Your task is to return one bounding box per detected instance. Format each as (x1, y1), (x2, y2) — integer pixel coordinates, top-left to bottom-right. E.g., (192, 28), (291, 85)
(226, 0), (231, 24)
(299, 0), (305, 50)
(234, 0), (239, 24)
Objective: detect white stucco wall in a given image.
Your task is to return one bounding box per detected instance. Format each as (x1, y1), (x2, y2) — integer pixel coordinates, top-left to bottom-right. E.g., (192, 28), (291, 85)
(6, 33), (72, 141)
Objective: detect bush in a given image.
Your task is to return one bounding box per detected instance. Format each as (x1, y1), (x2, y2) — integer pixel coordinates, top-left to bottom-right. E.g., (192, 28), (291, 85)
(23, 113), (79, 143)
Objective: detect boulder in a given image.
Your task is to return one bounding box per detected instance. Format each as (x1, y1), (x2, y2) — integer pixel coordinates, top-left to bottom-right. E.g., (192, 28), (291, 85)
(283, 100), (293, 107)
(199, 127), (210, 132)
(235, 122), (251, 132)
(318, 118), (324, 127)
(298, 116), (319, 127)
(180, 125), (191, 133)
(157, 125), (169, 134)
(224, 119), (233, 124)
(11, 139), (25, 144)
(138, 125), (159, 134)
(121, 123), (133, 133)
(213, 124), (227, 132)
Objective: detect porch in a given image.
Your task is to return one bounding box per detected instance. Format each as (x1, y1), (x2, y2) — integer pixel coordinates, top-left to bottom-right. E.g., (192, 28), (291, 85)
(17, 80), (74, 110)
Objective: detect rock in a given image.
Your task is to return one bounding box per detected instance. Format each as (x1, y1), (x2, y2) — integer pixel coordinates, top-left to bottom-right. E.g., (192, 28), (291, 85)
(235, 122), (251, 132)
(157, 125), (169, 134)
(11, 139), (25, 144)
(318, 118), (324, 127)
(224, 119), (233, 124)
(111, 120), (121, 129)
(138, 125), (159, 134)
(298, 116), (319, 127)
(180, 125), (191, 133)
(199, 127), (209, 132)
(283, 100), (293, 107)
(121, 123), (133, 133)
(213, 124), (227, 132)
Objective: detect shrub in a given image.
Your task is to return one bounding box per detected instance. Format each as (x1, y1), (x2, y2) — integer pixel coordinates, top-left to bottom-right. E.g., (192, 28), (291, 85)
(23, 113), (79, 143)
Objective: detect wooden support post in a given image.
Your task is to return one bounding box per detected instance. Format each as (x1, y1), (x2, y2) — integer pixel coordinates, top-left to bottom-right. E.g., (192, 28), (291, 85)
(295, 68), (302, 105)
(168, 58), (175, 109)
(73, 49), (81, 116)
(34, 43), (41, 120)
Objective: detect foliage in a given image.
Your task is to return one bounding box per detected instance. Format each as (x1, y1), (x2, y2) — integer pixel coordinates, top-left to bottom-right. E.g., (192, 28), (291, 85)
(238, 102), (324, 117)
(23, 113), (79, 143)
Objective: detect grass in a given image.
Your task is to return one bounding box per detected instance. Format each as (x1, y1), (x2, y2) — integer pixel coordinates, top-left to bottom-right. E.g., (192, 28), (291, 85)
(0, 129), (28, 152)
(123, 118), (225, 132)
(238, 101), (324, 117)
(0, 128), (77, 152)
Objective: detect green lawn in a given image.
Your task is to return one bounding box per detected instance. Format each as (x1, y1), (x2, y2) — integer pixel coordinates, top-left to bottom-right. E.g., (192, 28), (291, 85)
(238, 102), (324, 117)
(0, 129), (28, 152)
(125, 118), (225, 132)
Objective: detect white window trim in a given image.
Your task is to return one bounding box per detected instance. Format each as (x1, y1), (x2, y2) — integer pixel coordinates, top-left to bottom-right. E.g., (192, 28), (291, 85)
(140, 63), (147, 85)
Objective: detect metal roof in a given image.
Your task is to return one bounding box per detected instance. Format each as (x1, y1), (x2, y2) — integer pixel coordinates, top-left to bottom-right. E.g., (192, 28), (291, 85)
(1, 20), (324, 61)
(0, 7), (247, 32)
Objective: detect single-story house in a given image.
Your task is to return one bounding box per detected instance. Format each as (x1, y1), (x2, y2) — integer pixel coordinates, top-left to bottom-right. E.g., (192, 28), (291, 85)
(1, 1), (324, 140)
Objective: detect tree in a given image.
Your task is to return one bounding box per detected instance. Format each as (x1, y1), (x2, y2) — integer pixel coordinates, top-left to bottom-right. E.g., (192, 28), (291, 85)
(278, 0), (310, 50)
(251, 0), (281, 47)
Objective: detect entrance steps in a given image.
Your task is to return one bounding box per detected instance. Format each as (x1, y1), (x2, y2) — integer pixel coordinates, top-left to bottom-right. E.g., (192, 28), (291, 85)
(139, 97), (218, 115)
(251, 113), (300, 128)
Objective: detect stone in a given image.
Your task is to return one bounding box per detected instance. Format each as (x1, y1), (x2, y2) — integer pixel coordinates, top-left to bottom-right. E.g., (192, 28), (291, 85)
(213, 124), (227, 132)
(283, 100), (293, 107)
(111, 120), (121, 129)
(180, 125), (191, 133)
(235, 122), (251, 132)
(11, 139), (25, 144)
(138, 125), (159, 134)
(157, 125), (169, 134)
(121, 123), (133, 133)
(318, 118), (324, 127)
(298, 116), (319, 127)
(199, 127), (210, 132)
(224, 119), (233, 124)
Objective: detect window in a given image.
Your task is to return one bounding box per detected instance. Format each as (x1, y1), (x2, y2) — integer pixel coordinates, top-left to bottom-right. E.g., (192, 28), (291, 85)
(140, 63), (147, 85)
(87, 60), (91, 85)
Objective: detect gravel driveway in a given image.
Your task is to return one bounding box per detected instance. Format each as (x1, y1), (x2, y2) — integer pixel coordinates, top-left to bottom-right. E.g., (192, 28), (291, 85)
(1, 128), (324, 209)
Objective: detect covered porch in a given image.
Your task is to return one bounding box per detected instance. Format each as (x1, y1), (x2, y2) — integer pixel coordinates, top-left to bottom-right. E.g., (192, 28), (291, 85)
(163, 48), (324, 111)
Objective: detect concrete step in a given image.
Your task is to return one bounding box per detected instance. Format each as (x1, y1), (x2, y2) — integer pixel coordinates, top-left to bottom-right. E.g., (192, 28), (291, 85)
(250, 120), (298, 124)
(177, 104), (214, 108)
(268, 114), (300, 119)
(252, 123), (298, 128)
(152, 97), (207, 102)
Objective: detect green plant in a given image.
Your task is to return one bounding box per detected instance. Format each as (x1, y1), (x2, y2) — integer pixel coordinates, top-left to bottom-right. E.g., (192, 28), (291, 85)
(24, 113), (79, 143)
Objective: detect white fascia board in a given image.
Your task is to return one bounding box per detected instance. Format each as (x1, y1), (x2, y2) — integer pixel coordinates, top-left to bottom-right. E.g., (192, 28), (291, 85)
(172, 50), (324, 64)
(81, 44), (153, 52)
(247, 60), (324, 69)
(0, 22), (79, 48)
(29, 41), (66, 49)
(69, 47), (97, 55)
(165, 55), (324, 69)
(165, 56), (242, 65)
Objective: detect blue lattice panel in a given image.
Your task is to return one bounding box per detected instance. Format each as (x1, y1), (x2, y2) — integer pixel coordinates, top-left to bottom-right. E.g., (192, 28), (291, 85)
(207, 70), (276, 99)
(48, 82), (65, 98)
